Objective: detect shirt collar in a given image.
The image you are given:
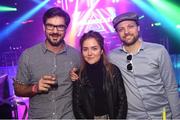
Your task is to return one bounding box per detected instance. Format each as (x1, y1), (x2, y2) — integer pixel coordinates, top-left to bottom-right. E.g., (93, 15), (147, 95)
(118, 38), (145, 53)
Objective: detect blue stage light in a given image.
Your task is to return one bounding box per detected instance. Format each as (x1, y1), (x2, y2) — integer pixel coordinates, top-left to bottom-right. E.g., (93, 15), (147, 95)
(0, 0), (49, 41)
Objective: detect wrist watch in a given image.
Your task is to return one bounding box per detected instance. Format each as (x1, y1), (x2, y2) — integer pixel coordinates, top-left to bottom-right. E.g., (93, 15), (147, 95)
(32, 84), (38, 94)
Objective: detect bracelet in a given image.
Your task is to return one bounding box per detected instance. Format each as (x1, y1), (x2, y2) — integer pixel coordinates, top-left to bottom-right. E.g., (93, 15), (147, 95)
(32, 84), (38, 94)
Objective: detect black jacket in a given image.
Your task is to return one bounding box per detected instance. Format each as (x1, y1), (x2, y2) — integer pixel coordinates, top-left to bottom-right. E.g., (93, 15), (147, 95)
(72, 64), (127, 119)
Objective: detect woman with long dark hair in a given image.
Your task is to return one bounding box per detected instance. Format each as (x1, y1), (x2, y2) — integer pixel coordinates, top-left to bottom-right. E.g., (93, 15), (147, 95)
(71, 30), (127, 119)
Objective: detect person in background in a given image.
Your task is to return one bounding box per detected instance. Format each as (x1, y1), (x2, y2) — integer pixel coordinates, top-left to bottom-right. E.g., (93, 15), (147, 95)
(14, 7), (80, 119)
(109, 12), (180, 119)
(71, 30), (127, 119)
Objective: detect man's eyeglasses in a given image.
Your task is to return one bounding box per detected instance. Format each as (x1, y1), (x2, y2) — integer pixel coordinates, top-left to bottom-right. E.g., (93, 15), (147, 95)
(127, 54), (133, 71)
(45, 23), (66, 31)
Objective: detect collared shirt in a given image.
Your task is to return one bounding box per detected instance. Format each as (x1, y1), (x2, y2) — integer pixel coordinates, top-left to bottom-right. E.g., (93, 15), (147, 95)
(16, 42), (80, 119)
(108, 40), (180, 119)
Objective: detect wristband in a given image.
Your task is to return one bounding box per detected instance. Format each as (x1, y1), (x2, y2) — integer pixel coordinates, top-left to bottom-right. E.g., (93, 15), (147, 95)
(32, 84), (38, 94)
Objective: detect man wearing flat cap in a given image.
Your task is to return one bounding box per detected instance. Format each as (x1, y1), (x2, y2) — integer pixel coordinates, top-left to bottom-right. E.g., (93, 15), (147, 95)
(109, 12), (180, 119)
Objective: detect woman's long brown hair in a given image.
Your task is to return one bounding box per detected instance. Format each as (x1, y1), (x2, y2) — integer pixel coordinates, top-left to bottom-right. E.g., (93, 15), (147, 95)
(79, 30), (113, 80)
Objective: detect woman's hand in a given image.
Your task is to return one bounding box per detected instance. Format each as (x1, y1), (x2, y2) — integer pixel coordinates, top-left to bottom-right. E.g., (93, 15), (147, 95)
(69, 67), (79, 81)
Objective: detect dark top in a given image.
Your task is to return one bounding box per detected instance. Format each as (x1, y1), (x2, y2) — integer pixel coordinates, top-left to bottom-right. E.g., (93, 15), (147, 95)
(86, 59), (107, 116)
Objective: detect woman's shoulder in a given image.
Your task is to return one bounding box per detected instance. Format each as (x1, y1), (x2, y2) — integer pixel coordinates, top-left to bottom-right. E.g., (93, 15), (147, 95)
(109, 63), (120, 71)
(108, 63), (122, 76)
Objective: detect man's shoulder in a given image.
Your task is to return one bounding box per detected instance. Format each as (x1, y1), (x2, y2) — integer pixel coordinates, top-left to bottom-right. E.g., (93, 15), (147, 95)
(144, 42), (165, 49)
(66, 44), (77, 51)
(110, 47), (121, 54)
(66, 44), (79, 53)
(22, 43), (43, 55)
(143, 42), (167, 55)
(108, 47), (122, 57)
(65, 44), (80, 58)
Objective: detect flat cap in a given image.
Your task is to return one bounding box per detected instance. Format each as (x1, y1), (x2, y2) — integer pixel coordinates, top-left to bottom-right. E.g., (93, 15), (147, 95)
(112, 12), (139, 28)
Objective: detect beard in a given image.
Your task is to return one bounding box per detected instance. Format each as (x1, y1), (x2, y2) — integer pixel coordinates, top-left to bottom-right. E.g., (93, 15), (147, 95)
(122, 33), (139, 46)
(47, 33), (64, 46)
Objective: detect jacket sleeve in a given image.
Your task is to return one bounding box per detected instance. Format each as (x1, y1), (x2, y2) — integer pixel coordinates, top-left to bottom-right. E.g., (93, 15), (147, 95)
(72, 80), (86, 119)
(113, 65), (128, 119)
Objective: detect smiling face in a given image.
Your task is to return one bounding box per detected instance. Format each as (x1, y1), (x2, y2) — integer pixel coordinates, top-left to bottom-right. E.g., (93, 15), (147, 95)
(116, 20), (140, 46)
(82, 38), (103, 64)
(43, 16), (66, 47)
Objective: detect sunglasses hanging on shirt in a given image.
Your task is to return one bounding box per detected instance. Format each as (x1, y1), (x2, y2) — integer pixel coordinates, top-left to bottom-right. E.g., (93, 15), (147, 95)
(126, 54), (133, 71)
